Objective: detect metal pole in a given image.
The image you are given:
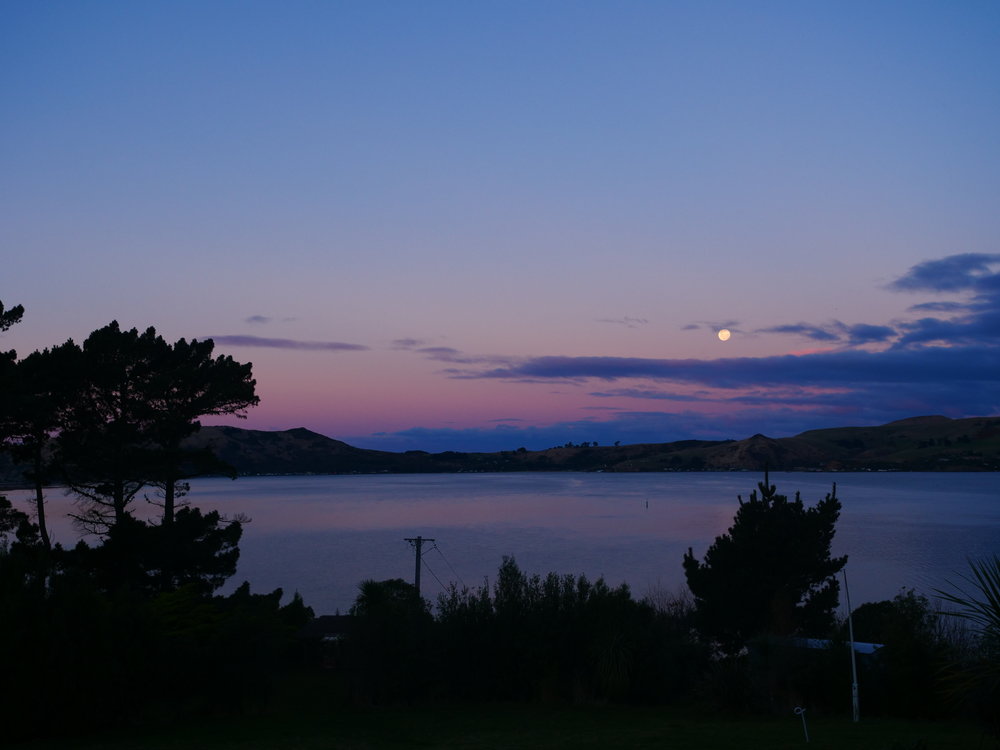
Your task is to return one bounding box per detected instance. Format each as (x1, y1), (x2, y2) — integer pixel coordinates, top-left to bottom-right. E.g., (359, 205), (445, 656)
(843, 568), (860, 722)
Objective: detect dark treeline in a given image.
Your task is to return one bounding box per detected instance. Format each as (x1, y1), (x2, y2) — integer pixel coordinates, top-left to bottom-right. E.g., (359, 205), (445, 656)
(0, 304), (313, 741)
(344, 560), (707, 706)
(1, 301), (998, 743)
(0, 503), (312, 738)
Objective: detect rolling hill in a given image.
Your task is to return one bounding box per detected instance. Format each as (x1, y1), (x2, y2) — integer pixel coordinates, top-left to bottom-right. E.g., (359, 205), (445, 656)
(3, 415), (999, 488)
(180, 415), (1000, 475)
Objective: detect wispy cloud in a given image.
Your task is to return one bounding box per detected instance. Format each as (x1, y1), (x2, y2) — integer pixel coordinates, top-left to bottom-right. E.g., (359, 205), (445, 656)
(597, 316), (649, 328)
(908, 301), (966, 313)
(391, 338), (427, 349)
(590, 388), (708, 402)
(756, 321), (896, 345)
(744, 254), (1000, 351)
(888, 253), (1000, 349)
(684, 320), (741, 332)
(887, 253), (1000, 293)
(244, 314), (297, 325)
(758, 323), (841, 342)
(843, 323), (895, 345)
(210, 335), (368, 352)
(417, 346), (466, 361)
(416, 346), (513, 366)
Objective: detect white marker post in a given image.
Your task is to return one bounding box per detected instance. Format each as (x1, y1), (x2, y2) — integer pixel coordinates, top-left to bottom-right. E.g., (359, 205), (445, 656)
(843, 568), (860, 722)
(794, 706), (809, 743)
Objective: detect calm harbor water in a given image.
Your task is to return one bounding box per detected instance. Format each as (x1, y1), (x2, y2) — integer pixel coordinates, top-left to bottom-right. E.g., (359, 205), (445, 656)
(10, 472), (1000, 615)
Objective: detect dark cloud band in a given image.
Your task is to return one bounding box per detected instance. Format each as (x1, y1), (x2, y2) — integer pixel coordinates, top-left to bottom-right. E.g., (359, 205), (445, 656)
(459, 347), (1000, 388)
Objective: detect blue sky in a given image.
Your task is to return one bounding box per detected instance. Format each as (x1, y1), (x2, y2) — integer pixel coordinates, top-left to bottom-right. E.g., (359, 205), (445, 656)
(2, 2), (999, 451)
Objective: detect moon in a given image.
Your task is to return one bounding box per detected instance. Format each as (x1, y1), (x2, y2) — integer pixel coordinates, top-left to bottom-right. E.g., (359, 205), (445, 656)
(717, 328), (731, 341)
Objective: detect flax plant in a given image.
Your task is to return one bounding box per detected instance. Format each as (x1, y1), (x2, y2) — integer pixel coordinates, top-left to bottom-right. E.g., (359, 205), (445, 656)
(935, 555), (1000, 733)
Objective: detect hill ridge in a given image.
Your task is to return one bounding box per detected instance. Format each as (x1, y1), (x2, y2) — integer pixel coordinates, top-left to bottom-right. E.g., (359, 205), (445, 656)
(4, 416), (998, 487)
(181, 415), (1000, 475)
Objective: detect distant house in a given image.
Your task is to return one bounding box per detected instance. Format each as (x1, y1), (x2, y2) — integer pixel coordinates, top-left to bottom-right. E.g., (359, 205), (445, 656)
(749, 635), (884, 660)
(298, 614), (355, 642)
(790, 637), (883, 655)
(298, 614), (355, 669)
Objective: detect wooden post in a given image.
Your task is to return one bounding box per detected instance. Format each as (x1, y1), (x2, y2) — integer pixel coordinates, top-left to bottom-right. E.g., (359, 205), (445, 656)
(404, 535), (435, 596)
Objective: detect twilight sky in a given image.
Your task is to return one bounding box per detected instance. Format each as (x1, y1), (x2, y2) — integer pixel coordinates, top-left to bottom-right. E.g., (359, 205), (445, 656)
(3, 2), (999, 452)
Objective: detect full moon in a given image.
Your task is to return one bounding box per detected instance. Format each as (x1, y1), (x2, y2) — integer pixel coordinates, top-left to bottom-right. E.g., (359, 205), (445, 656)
(718, 328), (731, 341)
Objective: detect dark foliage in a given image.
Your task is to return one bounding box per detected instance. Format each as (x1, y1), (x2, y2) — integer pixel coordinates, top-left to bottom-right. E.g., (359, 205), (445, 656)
(430, 557), (707, 704)
(683, 477), (847, 654)
(935, 557), (1000, 736)
(0, 522), (312, 741)
(0, 310), (307, 743)
(847, 589), (955, 718)
(0, 299), (24, 332)
(341, 578), (435, 704)
(55, 322), (258, 531)
(64, 508), (242, 596)
(332, 560), (708, 708)
(0, 342), (83, 548)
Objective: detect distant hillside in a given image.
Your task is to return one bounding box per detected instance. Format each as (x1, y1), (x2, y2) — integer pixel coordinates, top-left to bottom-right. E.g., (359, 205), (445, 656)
(181, 415), (1000, 476)
(3, 416), (999, 488)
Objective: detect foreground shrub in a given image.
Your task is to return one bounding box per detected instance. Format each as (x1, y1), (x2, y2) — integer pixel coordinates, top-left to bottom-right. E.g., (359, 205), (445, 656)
(433, 557), (708, 704)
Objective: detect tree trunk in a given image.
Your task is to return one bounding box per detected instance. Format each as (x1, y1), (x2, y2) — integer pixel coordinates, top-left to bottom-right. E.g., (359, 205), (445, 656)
(164, 475), (175, 525)
(32, 480), (51, 550)
(114, 478), (127, 526)
(31, 444), (51, 550)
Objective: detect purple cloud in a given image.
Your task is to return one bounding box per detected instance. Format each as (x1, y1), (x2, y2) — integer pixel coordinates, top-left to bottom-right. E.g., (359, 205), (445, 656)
(888, 253), (1000, 293)
(460, 347), (1000, 387)
(842, 323), (895, 345)
(392, 338), (426, 349)
(758, 323), (841, 342)
(745, 254), (1000, 352)
(754, 321), (896, 345)
(210, 335), (368, 352)
(598, 316), (649, 328)
(685, 320), (741, 332)
(908, 301), (967, 313)
(417, 347), (514, 366)
(590, 388), (707, 402)
(886, 254), (1000, 349)
(417, 346), (465, 360)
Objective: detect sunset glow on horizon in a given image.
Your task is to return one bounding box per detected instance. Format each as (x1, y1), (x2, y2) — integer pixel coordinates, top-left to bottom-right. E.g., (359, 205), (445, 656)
(3, 2), (999, 452)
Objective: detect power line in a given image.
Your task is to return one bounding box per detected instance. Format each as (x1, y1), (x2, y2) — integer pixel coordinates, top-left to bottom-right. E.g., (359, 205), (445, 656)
(405, 536), (468, 597)
(420, 556), (447, 592)
(429, 542), (466, 589)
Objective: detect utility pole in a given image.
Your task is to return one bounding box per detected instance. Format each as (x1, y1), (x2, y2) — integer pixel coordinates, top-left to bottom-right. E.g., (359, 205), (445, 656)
(404, 535), (435, 597)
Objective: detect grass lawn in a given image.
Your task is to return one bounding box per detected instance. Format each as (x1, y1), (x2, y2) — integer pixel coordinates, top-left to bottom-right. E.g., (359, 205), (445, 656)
(15, 703), (991, 750)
